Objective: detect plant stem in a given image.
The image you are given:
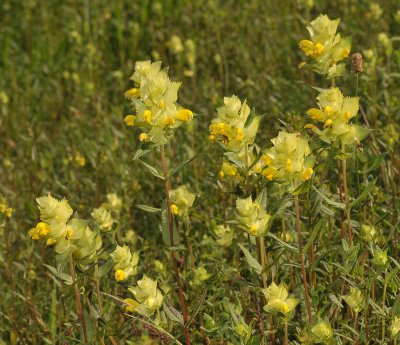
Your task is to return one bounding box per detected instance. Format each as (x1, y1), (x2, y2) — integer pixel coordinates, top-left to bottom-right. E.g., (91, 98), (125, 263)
(337, 160), (346, 239)
(342, 159), (353, 244)
(382, 268), (388, 343)
(160, 144), (191, 345)
(284, 320), (289, 345)
(69, 255), (87, 342)
(294, 194), (312, 324)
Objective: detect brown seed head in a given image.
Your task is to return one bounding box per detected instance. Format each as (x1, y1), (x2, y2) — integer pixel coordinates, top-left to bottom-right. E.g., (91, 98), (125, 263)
(352, 53), (363, 73)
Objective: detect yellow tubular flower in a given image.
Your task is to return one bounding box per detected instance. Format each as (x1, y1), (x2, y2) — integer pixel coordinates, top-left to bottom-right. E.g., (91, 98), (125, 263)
(124, 115), (136, 127)
(36, 222), (50, 236)
(143, 110), (152, 123)
(208, 135), (215, 142)
(235, 128), (243, 141)
(139, 133), (148, 142)
(164, 117), (175, 127)
(299, 40), (314, 56)
(314, 42), (324, 56)
(307, 108), (324, 121)
(46, 238), (57, 246)
(286, 159), (293, 172)
(158, 100), (165, 109)
(324, 119), (333, 128)
(341, 49), (350, 58)
(28, 228), (40, 240)
(170, 204), (179, 215)
(218, 170), (225, 179)
(249, 224), (258, 235)
(261, 155), (273, 166)
(343, 111), (350, 122)
(124, 88), (140, 98)
(115, 269), (127, 281)
(176, 109), (193, 122)
(303, 168), (314, 180)
(324, 106), (333, 116)
(65, 227), (74, 240)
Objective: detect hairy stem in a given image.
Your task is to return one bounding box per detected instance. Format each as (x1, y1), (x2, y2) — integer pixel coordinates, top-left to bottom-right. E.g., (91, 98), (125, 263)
(342, 159), (353, 244)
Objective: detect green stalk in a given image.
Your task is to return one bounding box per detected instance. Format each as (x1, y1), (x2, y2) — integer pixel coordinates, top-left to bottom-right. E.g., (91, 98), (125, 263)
(294, 194), (312, 324)
(160, 144), (191, 345)
(69, 255), (88, 342)
(342, 159), (353, 244)
(382, 268), (388, 342)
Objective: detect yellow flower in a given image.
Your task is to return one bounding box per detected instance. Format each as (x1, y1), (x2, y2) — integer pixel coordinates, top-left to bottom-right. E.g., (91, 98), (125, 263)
(176, 108), (193, 122)
(65, 227), (74, 240)
(115, 269), (127, 281)
(124, 115), (136, 127)
(139, 133), (148, 142)
(302, 168), (314, 180)
(324, 119), (333, 128)
(36, 222), (50, 236)
(164, 117), (175, 127)
(170, 204), (179, 215)
(143, 110), (152, 123)
(46, 238), (57, 246)
(124, 88), (140, 98)
(307, 108), (324, 121)
(28, 228), (40, 240)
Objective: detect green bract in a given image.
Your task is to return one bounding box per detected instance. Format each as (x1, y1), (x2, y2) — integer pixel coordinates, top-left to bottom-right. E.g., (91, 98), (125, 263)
(263, 282), (299, 317)
(128, 275), (163, 315)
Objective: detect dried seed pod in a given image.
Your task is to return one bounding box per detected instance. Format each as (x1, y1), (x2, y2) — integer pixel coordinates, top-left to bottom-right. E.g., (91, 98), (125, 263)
(352, 53), (363, 73)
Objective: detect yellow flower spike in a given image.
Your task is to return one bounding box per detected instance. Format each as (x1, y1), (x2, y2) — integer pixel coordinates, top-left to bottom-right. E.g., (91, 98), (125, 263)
(176, 109), (193, 122)
(143, 110), (152, 123)
(124, 88), (140, 98)
(170, 204), (179, 215)
(303, 168), (314, 180)
(343, 111), (350, 122)
(218, 170), (225, 179)
(65, 227), (74, 240)
(324, 119), (333, 128)
(115, 269), (127, 281)
(36, 222), (50, 236)
(164, 117), (175, 127)
(307, 108), (324, 121)
(139, 133), (148, 142)
(124, 115), (136, 127)
(341, 48), (350, 58)
(324, 106), (333, 116)
(313, 42), (324, 56)
(46, 238), (57, 246)
(286, 159), (293, 172)
(28, 228), (40, 240)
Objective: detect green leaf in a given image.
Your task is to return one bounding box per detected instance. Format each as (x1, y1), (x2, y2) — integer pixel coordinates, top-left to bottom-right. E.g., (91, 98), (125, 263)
(349, 179), (376, 209)
(169, 153), (202, 177)
(362, 154), (386, 174)
(163, 303), (184, 325)
(292, 180), (311, 195)
(160, 203), (180, 247)
(43, 264), (73, 285)
(267, 232), (299, 253)
(238, 244), (261, 274)
(138, 159), (164, 180)
(304, 217), (326, 253)
(98, 259), (114, 278)
(136, 204), (162, 213)
(312, 186), (345, 210)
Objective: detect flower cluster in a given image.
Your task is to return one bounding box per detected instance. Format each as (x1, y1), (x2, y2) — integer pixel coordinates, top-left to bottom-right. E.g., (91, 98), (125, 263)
(262, 282), (299, 317)
(311, 321), (333, 343)
(305, 87), (360, 148)
(124, 61), (194, 144)
(261, 131), (314, 185)
(209, 95), (260, 153)
(299, 14), (351, 78)
(125, 275), (163, 316)
(235, 195), (271, 237)
(343, 287), (363, 313)
(29, 195), (102, 263)
(214, 224), (233, 247)
(169, 185), (196, 217)
(110, 245), (139, 281)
